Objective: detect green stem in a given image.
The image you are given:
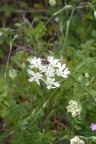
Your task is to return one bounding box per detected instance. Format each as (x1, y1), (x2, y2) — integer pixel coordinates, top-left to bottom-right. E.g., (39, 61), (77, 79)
(4, 40), (13, 78)
(45, 5), (73, 26)
(62, 7), (75, 51)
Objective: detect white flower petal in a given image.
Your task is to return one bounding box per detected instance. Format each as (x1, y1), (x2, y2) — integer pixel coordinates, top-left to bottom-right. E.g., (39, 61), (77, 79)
(61, 74), (68, 78)
(46, 85), (51, 89)
(27, 69), (35, 75)
(29, 65), (34, 68)
(47, 56), (53, 63)
(36, 80), (40, 85)
(61, 64), (66, 70)
(53, 59), (59, 65)
(28, 77), (34, 82)
(56, 62), (61, 67)
(54, 82), (60, 87)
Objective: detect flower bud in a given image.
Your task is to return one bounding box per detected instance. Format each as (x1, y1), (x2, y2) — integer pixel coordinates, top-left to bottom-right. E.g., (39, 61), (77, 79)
(0, 32), (3, 36)
(9, 69), (17, 79)
(49, 0), (56, 6)
(94, 11), (96, 18)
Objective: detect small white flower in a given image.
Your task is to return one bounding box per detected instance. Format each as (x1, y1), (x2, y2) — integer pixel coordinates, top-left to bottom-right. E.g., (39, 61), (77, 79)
(85, 73), (89, 78)
(47, 56), (59, 67)
(70, 136), (79, 144)
(54, 17), (59, 22)
(45, 65), (55, 77)
(70, 136), (85, 144)
(28, 56), (41, 69)
(66, 100), (81, 117)
(49, 0), (56, 6)
(45, 77), (60, 89)
(38, 65), (47, 73)
(56, 62), (70, 78)
(8, 69), (17, 79)
(27, 69), (43, 85)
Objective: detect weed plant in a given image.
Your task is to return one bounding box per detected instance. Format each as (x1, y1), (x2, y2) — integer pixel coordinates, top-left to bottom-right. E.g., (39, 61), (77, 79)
(0, 0), (96, 144)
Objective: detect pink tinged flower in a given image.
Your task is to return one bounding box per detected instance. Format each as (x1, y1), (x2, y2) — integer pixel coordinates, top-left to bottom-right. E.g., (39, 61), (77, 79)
(90, 123), (96, 131)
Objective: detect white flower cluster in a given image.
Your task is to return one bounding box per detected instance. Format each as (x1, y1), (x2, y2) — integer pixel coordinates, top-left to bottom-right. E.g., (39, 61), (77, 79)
(66, 100), (81, 117)
(89, 136), (96, 141)
(27, 56), (70, 89)
(8, 69), (17, 79)
(70, 136), (85, 144)
(49, 0), (56, 6)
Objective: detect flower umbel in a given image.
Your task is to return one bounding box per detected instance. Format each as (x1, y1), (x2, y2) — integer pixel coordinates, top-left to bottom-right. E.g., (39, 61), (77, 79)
(49, 0), (56, 6)
(66, 100), (81, 117)
(70, 136), (85, 144)
(27, 56), (70, 89)
(8, 69), (17, 79)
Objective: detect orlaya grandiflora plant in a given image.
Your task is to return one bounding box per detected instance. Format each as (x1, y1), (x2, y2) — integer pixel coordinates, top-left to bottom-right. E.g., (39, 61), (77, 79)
(27, 56), (70, 89)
